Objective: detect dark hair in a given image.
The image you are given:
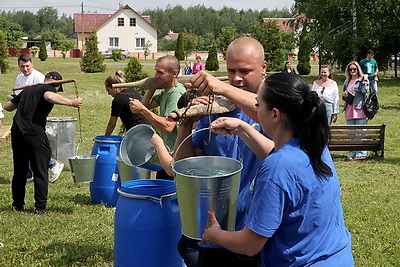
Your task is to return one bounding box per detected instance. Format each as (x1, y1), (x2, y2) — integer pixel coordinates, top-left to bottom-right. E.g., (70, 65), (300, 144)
(262, 72), (332, 177)
(177, 89), (201, 109)
(18, 53), (32, 63)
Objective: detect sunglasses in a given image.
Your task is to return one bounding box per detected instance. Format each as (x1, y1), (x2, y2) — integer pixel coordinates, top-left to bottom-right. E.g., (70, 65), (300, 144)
(349, 68), (357, 71)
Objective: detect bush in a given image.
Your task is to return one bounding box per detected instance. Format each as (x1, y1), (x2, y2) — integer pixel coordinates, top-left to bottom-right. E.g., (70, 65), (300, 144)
(296, 62), (311, 75)
(111, 49), (123, 61)
(175, 33), (185, 61)
(0, 29), (9, 73)
(205, 46), (219, 71)
(124, 57), (149, 95)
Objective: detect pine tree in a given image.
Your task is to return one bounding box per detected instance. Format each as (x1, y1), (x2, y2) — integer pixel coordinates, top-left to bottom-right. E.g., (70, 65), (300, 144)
(205, 45), (219, 71)
(297, 28), (312, 75)
(39, 34), (48, 61)
(175, 33), (185, 61)
(0, 29), (9, 73)
(80, 29), (106, 73)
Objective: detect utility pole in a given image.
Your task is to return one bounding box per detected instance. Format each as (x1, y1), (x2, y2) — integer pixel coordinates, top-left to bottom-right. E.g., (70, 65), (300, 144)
(81, 2), (85, 56)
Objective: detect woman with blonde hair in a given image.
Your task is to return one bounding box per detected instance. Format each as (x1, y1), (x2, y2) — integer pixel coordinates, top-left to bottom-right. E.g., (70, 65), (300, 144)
(311, 65), (339, 124)
(104, 71), (149, 137)
(342, 61), (369, 160)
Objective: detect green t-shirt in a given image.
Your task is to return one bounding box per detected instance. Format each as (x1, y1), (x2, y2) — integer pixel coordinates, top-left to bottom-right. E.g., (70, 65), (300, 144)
(359, 58), (378, 80)
(153, 83), (187, 150)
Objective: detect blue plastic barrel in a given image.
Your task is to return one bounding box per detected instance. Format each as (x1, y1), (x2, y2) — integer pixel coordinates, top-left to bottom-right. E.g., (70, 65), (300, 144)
(90, 135), (122, 207)
(114, 179), (182, 267)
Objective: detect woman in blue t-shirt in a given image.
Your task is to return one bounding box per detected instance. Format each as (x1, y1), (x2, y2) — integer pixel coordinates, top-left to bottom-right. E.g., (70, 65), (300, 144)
(202, 73), (354, 266)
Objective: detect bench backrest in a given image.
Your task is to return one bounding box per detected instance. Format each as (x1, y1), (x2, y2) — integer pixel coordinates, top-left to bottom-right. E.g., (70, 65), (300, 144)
(328, 124), (386, 154)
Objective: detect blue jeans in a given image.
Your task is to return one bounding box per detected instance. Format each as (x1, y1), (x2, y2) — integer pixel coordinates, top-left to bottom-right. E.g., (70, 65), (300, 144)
(325, 102), (334, 125)
(346, 118), (367, 157)
(27, 159), (56, 179)
(369, 79), (378, 95)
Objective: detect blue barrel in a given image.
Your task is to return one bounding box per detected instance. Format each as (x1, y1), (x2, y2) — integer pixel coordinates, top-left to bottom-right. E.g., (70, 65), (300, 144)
(114, 179), (182, 267)
(90, 135), (122, 207)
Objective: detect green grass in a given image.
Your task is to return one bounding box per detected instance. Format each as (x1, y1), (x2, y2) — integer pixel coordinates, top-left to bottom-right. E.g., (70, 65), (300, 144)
(0, 57), (399, 266)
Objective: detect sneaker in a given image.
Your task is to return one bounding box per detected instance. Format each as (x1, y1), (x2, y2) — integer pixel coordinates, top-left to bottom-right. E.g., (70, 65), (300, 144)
(347, 155), (355, 160)
(354, 155), (367, 160)
(34, 208), (45, 216)
(49, 162), (64, 183)
(12, 205), (24, 212)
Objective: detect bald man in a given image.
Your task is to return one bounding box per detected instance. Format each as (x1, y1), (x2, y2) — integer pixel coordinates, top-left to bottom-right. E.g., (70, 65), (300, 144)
(175, 36), (267, 267)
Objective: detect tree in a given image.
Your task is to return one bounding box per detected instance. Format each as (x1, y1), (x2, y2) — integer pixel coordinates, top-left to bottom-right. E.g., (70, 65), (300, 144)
(58, 40), (74, 60)
(80, 29), (106, 73)
(143, 41), (152, 60)
(124, 57), (149, 96)
(158, 38), (176, 51)
(183, 32), (198, 58)
(205, 45), (219, 71)
(0, 29), (10, 73)
(0, 17), (24, 48)
(39, 34), (48, 61)
(175, 33), (185, 61)
(219, 26), (239, 59)
(296, 27), (312, 75)
(251, 21), (286, 71)
(37, 7), (58, 31)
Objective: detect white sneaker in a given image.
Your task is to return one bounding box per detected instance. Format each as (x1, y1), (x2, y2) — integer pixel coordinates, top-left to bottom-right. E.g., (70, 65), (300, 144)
(49, 162), (64, 183)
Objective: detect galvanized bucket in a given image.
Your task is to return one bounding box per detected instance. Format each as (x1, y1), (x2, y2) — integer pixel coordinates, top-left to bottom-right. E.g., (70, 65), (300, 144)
(119, 124), (169, 171)
(68, 155), (97, 183)
(172, 128), (242, 240)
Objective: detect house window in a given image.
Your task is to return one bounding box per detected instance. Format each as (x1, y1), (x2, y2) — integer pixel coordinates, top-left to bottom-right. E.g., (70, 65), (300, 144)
(118, 18), (124, 26)
(136, 38), (145, 48)
(130, 18), (136, 26)
(109, 37), (119, 47)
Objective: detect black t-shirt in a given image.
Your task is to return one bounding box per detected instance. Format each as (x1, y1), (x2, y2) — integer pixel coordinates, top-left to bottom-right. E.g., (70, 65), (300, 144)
(11, 84), (56, 134)
(111, 88), (150, 130)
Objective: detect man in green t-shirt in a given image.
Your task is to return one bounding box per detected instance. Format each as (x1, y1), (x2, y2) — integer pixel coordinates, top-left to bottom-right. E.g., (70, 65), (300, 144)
(359, 50), (379, 94)
(129, 55), (186, 179)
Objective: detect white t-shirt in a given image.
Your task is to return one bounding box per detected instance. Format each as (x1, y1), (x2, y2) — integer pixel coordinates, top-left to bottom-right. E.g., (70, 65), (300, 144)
(15, 69), (45, 95)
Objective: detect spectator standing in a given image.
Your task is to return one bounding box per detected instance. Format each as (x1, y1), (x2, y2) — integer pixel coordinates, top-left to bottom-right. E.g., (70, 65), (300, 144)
(342, 61), (369, 160)
(311, 65), (340, 124)
(103, 71), (150, 137)
(184, 60), (193, 75)
(281, 61), (296, 74)
(192, 56), (205, 74)
(359, 50), (379, 94)
(174, 36), (268, 267)
(14, 54), (64, 183)
(4, 72), (83, 215)
(202, 73), (354, 267)
(129, 55), (186, 180)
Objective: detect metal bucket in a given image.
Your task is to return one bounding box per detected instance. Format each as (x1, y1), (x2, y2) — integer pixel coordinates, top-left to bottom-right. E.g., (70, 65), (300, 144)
(116, 156), (140, 183)
(119, 124), (168, 171)
(46, 117), (77, 165)
(172, 156), (242, 240)
(68, 155), (96, 183)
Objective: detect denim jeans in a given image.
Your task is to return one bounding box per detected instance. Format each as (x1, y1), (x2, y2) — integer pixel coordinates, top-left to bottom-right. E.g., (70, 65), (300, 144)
(346, 118), (367, 157)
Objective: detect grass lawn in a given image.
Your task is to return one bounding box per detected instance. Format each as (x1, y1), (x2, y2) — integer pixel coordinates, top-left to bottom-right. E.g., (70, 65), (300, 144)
(0, 57), (399, 266)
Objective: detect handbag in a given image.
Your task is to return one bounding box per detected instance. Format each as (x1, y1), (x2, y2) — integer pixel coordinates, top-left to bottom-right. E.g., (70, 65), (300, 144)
(342, 92), (354, 105)
(362, 92), (379, 120)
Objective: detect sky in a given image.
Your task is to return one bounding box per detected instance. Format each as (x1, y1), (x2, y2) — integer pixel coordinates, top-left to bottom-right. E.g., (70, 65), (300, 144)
(0, 0), (295, 16)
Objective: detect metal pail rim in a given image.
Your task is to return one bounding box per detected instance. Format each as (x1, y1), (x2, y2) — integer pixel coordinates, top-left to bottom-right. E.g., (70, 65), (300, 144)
(47, 116), (77, 122)
(172, 156), (242, 178)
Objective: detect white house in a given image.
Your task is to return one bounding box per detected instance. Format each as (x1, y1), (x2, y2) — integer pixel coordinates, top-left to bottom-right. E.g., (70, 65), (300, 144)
(74, 4), (158, 54)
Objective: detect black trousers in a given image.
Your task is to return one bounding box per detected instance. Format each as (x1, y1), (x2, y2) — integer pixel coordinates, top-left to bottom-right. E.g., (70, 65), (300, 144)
(11, 127), (51, 210)
(178, 235), (261, 267)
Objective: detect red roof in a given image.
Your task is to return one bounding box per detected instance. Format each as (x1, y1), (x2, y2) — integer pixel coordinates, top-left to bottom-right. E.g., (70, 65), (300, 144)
(74, 14), (111, 32)
(168, 33), (179, 40)
(262, 18), (295, 33)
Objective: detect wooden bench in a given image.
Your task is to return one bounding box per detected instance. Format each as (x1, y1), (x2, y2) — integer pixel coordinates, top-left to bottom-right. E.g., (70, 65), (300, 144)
(328, 124), (386, 158)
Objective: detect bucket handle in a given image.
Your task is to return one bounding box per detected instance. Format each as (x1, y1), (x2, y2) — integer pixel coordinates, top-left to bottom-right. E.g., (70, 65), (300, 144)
(117, 188), (176, 208)
(92, 138), (121, 144)
(173, 127), (243, 164)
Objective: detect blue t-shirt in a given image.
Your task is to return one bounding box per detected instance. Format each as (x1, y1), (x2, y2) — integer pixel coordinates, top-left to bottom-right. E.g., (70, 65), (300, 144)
(246, 138), (354, 266)
(192, 108), (263, 230)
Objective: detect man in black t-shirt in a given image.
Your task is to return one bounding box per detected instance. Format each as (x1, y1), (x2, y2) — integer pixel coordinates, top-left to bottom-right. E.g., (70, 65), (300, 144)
(4, 71), (83, 215)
